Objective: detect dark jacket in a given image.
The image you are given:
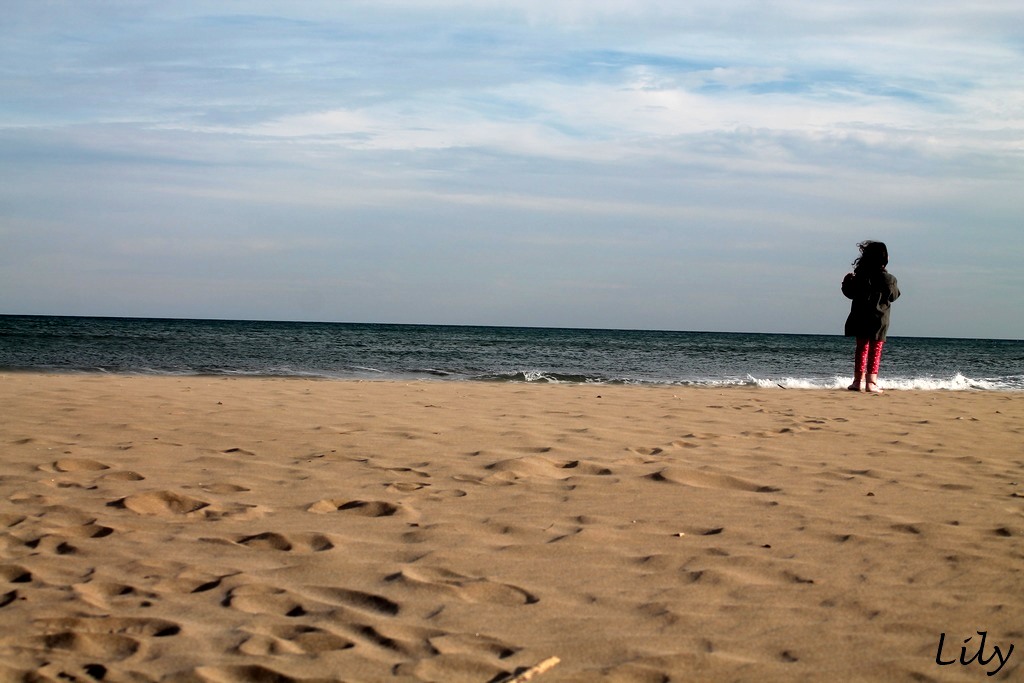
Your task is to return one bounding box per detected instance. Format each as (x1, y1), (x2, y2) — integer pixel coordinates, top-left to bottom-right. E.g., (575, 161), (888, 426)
(842, 269), (900, 340)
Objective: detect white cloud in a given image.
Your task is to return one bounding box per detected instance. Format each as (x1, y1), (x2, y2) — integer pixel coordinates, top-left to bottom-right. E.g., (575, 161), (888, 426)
(2, 0), (1023, 335)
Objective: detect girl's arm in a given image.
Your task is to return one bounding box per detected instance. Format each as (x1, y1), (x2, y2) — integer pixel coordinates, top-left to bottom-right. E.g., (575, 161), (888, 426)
(887, 275), (900, 302)
(841, 272), (858, 299)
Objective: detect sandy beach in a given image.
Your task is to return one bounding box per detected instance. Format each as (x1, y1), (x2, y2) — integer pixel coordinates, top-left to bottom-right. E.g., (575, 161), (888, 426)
(1, 374), (1021, 682)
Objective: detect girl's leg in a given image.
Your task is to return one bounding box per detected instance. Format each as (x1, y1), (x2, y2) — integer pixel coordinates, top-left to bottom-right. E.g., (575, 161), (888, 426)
(850, 338), (869, 390)
(866, 340), (885, 393)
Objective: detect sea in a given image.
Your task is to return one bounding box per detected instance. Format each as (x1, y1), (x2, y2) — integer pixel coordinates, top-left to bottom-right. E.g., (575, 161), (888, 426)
(1, 315), (1021, 391)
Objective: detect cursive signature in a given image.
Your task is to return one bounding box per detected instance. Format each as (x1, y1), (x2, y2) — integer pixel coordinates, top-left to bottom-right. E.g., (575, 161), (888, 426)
(936, 631), (1014, 676)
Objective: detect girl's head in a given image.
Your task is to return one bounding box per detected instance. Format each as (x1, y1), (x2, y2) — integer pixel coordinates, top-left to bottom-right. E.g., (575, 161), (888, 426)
(854, 240), (888, 271)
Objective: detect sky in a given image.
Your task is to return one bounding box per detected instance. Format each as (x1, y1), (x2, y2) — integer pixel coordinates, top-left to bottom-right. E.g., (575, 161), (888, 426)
(1, 1), (1022, 338)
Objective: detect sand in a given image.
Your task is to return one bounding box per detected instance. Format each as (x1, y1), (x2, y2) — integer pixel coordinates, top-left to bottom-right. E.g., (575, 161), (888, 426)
(1, 374), (1021, 682)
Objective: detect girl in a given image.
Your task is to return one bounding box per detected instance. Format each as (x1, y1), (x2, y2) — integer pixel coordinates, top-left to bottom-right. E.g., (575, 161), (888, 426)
(842, 241), (900, 393)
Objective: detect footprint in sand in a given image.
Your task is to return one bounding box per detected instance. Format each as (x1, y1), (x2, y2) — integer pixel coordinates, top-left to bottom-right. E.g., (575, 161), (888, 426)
(268, 624), (355, 653)
(99, 470), (146, 482)
(73, 581), (157, 609)
(0, 533), (31, 554)
(343, 621), (442, 657)
(225, 588), (405, 639)
(27, 616), (181, 661)
(57, 522), (115, 539)
(150, 569), (237, 596)
(108, 490), (209, 516)
(234, 531), (335, 553)
(451, 472), (517, 487)
(557, 459), (614, 475)
(485, 456), (571, 480)
(220, 447), (256, 456)
(8, 493), (50, 506)
(455, 456), (611, 487)
(645, 466), (781, 493)
(189, 664), (323, 683)
(628, 446), (665, 456)
(378, 465), (432, 479)
(35, 615), (182, 638)
(108, 491), (258, 520)
(428, 632), (519, 659)
(397, 653), (507, 683)
(199, 482), (250, 494)
(307, 499), (400, 517)
(385, 566), (538, 606)
(385, 481), (431, 493)
(29, 535), (78, 555)
(0, 564), (33, 584)
(49, 459), (111, 473)
(300, 586), (400, 616)
(0, 513), (26, 528)
(223, 584), (312, 618)
(29, 631), (140, 660)
(236, 624), (355, 656)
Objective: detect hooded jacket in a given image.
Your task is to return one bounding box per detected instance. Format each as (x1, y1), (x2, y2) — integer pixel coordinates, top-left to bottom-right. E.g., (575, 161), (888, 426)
(842, 269), (900, 341)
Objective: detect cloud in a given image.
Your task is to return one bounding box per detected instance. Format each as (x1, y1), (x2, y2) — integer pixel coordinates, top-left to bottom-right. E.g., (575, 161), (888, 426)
(1, 1), (1022, 335)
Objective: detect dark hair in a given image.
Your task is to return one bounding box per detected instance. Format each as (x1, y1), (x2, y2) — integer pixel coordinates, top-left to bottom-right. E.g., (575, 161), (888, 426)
(853, 240), (888, 272)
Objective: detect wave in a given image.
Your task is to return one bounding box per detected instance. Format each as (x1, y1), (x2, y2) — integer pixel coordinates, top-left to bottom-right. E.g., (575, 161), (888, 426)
(4, 365), (1019, 391)
(475, 370), (615, 384)
(751, 372), (1020, 391)
(471, 370), (1021, 391)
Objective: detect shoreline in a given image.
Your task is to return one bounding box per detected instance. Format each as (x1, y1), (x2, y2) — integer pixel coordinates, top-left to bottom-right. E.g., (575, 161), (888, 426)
(2, 374), (1022, 681)
(3, 368), (1017, 392)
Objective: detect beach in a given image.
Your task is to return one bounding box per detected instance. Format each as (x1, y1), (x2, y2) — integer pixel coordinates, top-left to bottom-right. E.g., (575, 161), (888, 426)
(1, 374), (1021, 682)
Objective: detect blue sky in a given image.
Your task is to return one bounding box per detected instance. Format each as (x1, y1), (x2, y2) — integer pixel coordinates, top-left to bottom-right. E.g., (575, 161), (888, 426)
(2, 1), (1022, 338)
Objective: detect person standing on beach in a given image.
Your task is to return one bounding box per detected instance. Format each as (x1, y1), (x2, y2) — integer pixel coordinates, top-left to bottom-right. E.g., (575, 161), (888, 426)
(842, 241), (900, 393)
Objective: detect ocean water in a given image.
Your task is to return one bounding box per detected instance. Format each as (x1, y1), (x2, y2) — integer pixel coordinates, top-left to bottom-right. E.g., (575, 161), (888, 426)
(1, 315), (1021, 390)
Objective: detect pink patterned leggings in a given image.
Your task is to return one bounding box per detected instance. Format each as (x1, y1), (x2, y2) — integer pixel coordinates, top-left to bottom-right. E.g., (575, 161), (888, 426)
(854, 338), (885, 375)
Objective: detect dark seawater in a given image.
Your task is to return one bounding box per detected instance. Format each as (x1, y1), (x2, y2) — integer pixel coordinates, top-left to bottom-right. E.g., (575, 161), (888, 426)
(1, 315), (1021, 390)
